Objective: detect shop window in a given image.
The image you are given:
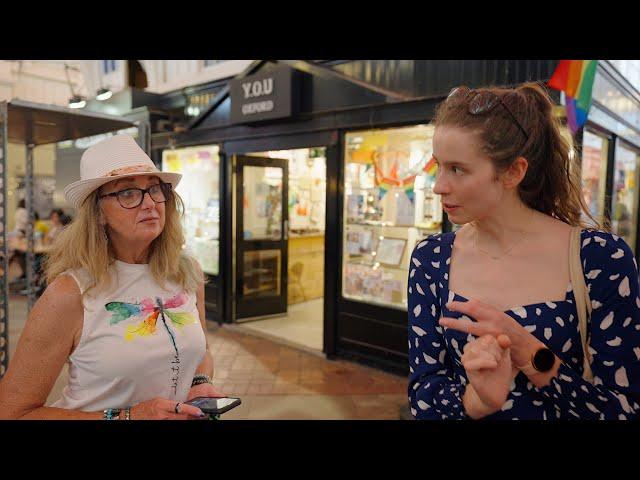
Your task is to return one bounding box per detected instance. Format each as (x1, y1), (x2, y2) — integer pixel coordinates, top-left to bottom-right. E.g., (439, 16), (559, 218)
(102, 60), (117, 75)
(342, 125), (441, 310)
(581, 130), (609, 224)
(611, 141), (640, 252)
(162, 145), (220, 275)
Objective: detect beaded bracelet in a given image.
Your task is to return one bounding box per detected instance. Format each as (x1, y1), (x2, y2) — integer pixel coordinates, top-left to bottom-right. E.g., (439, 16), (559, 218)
(191, 374), (213, 387)
(103, 408), (121, 420)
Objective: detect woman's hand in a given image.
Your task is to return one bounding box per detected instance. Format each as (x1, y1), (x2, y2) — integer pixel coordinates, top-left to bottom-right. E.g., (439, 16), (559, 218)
(130, 397), (206, 420)
(187, 382), (225, 401)
(461, 334), (513, 416)
(439, 299), (544, 368)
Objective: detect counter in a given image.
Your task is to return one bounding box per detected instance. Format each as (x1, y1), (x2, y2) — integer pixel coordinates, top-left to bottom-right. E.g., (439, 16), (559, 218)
(288, 232), (324, 304)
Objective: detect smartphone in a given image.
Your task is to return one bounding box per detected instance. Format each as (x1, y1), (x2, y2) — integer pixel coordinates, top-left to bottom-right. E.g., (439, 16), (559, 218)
(184, 396), (242, 415)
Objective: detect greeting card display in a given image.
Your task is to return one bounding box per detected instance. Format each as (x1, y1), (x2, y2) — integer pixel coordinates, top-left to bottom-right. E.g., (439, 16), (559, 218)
(376, 237), (406, 267)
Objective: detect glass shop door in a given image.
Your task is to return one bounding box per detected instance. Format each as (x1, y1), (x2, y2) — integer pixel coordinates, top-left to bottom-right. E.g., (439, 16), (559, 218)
(235, 155), (289, 319)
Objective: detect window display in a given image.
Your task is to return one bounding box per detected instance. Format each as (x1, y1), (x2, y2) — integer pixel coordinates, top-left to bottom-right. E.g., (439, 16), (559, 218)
(612, 142), (640, 252)
(249, 148), (326, 234)
(375, 237), (407, 267)
(342, 125), (441, 310)
(581, 130), (609, 222)
(162, 145), (220, 275)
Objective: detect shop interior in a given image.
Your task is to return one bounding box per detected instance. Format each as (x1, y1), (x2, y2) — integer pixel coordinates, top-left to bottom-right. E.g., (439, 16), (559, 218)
(237, 148), (326, 352)
(581, 130), (610, 224)
(162, 145), (221, 277)
(342, 125), (442, 311)
(612, 141), (640, 252)
(162, 144), (327, 352)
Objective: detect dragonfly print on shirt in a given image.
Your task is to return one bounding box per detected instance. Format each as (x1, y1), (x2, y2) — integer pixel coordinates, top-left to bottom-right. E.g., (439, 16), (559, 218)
(105, 292), (197, 395)
(105, 292), (196, 351)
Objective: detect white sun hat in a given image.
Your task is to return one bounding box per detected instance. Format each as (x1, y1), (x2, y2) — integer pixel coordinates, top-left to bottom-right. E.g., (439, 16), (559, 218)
(63, 134), (182, 209)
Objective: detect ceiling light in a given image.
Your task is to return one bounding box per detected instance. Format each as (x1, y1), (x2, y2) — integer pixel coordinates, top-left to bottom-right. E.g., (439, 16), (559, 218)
(68, 95), (87, 109)
(96, 87), (113, 101)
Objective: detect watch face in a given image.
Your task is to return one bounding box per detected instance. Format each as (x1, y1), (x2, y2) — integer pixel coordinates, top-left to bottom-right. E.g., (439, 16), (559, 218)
(532, 347), (555, 372)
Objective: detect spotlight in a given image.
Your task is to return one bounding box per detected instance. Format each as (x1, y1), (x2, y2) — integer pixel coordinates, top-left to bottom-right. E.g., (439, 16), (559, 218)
(96, 87), (113, 101)
(68, 95), (87, 109)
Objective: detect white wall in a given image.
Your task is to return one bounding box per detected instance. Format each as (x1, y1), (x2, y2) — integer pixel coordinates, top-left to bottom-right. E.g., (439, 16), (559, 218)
(147, 60), (254, 93)
(0, 61), (87, 105)
(1, 60), (255, 104)
(77, 60), (254, 98)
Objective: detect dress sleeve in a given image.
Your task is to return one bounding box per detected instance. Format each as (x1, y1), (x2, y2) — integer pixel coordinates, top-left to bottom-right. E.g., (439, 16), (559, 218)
(408, 237), (468, 420)
(535, 231), (640, 419)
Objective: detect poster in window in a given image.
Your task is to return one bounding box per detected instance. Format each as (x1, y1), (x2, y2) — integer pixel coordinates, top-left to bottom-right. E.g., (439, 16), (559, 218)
(359, 229), (373, 254)
(347, 194), (364, 220)
(376, 237), (406, 267)
(347, 231), (362, 256)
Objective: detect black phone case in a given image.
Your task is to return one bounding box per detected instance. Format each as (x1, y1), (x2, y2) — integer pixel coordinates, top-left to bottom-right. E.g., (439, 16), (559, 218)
(186, 397), (242, 415)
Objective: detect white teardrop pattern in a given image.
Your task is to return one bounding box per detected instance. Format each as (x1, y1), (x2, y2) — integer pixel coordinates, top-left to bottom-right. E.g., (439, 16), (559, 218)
(619, 277), (631, 297)
(408, 230), (640, 420)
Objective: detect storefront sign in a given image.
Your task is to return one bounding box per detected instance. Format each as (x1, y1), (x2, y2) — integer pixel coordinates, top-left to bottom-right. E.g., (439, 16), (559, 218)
(230, 67), (299, 124)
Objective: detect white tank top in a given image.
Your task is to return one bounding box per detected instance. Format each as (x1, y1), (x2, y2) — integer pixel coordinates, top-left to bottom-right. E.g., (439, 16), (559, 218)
(52, 260), (206, 412)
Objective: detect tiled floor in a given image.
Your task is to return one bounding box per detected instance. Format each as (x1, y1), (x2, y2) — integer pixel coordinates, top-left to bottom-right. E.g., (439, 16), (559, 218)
(202, 324), (408, 419)
(4, 295), (409, 419)
(235, 298), (323, 352)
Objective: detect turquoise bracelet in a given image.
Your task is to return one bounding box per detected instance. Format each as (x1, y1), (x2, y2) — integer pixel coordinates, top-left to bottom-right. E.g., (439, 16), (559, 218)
(103, 408), (121, 420)
(103, 407), (131, 420)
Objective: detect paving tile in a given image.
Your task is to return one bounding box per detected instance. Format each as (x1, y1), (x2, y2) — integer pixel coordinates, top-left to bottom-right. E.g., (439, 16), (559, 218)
(245, 395), (358, 420)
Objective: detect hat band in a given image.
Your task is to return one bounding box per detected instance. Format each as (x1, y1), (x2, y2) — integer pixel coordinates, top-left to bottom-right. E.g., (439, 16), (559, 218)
(104, 164), (157, 177)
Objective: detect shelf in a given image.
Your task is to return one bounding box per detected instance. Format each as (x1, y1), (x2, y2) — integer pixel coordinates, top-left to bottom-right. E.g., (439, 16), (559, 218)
(345, 260), (407, 271)
(346, 221), (437, 229)
(346, 221), (401, 227)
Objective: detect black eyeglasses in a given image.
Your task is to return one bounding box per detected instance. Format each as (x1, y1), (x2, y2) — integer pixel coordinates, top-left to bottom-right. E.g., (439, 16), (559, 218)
(99, 182), (172, 209)
(447, 86), (530, 141)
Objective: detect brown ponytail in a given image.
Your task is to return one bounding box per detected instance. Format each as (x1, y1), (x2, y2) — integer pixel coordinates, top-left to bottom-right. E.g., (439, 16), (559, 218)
(434, 81), (606, 230)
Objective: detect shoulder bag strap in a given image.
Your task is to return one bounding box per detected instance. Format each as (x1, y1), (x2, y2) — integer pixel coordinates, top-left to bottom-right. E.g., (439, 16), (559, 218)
(568, 226), (594, 383)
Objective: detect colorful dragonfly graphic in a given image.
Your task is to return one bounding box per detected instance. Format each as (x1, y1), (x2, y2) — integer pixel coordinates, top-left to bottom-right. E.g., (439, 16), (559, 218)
(105, 292), (196, 354)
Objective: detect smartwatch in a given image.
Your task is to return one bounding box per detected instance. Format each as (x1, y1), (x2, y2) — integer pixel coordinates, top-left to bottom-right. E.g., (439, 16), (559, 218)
(517, 346), (556, 375)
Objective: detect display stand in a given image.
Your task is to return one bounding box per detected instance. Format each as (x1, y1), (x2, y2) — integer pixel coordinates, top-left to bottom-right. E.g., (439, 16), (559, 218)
(0, 99), (139, 379)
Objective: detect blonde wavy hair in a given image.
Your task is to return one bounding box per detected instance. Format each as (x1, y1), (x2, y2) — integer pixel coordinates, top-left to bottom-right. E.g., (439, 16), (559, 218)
(45, 183), (203, 295)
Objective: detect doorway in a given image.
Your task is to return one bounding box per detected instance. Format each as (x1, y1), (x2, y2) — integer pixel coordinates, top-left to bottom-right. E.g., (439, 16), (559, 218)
(233, 147), (327, 353)
(235, 155), (289, 318)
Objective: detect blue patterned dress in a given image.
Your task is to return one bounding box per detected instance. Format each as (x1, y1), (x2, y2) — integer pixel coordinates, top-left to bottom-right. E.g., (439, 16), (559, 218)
(407, 229), (640, 420)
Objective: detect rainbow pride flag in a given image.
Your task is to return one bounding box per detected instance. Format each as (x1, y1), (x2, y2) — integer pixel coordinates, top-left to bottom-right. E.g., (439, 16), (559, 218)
(423, 157), (437, 179)
(402, 175), (417, 203)
(548, 60), (598, 135)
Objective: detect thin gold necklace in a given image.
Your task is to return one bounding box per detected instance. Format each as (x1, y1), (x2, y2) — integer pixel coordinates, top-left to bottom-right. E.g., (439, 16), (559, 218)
(474, 225), (529, 260)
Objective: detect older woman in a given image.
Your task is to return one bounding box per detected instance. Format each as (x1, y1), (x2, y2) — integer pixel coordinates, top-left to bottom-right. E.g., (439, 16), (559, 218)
(0, 135), (221, 420)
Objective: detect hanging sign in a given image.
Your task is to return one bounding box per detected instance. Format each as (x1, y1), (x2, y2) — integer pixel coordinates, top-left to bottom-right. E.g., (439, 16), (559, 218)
(230, 66), (300, 124)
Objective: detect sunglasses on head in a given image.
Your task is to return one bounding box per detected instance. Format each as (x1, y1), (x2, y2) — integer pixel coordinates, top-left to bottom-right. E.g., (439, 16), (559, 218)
(447, 86), (529, 141)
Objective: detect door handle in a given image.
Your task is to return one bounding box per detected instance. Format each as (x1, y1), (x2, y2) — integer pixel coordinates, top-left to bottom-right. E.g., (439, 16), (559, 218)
(284, 219), (289, 240)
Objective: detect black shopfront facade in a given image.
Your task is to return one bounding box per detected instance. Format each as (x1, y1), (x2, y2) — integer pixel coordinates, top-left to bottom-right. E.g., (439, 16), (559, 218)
(150, 60), (562, 375)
